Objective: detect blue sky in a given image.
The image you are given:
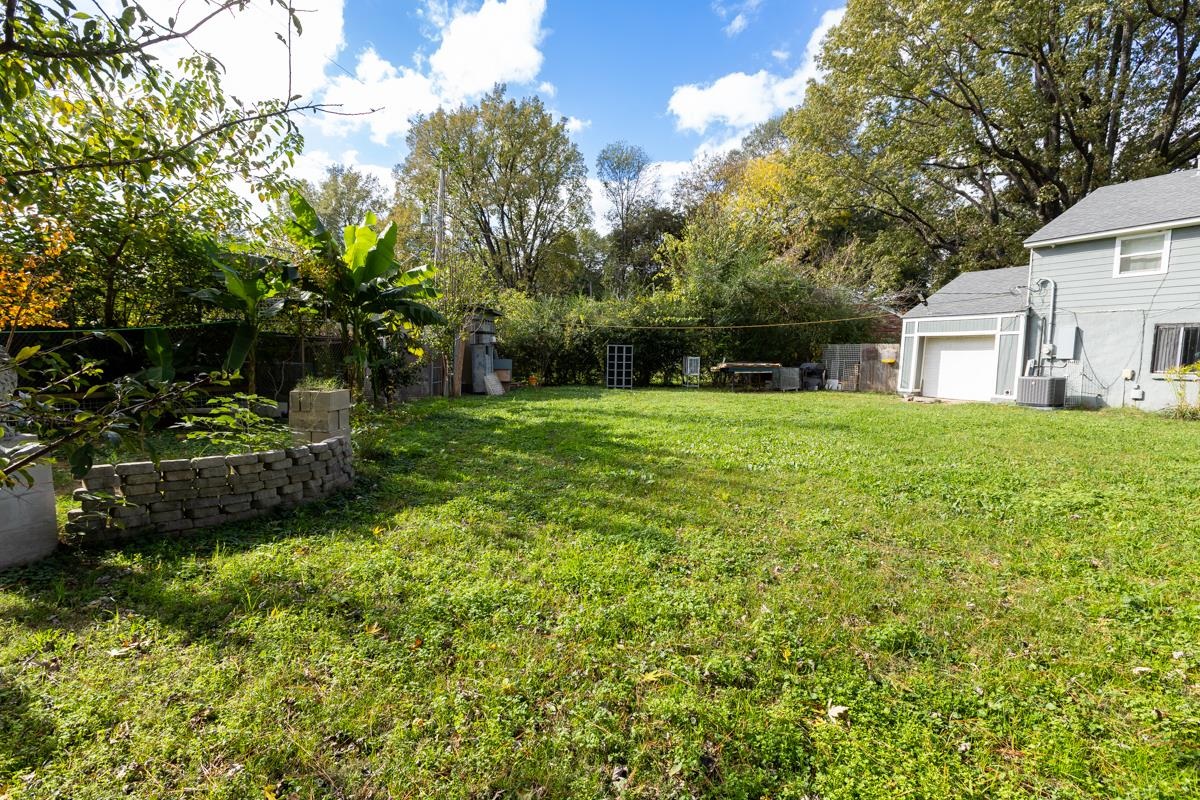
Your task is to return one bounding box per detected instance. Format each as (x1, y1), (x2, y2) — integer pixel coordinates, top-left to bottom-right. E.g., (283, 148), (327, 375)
(142, 0), (845, 218)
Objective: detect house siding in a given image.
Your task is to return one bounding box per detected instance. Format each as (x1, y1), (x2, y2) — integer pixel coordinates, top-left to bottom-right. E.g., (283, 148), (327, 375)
(1028, 222), (1200, 410)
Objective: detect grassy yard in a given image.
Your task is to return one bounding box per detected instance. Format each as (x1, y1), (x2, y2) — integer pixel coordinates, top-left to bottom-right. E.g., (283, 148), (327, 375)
(2, 389), (1199, 799)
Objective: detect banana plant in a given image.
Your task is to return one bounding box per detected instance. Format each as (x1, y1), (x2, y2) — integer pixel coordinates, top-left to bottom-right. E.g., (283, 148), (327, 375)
(286, 190), (443, 398)
(192, 255), (292, 395)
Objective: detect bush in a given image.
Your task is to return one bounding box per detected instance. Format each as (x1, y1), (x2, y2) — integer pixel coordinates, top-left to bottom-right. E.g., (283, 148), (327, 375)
(495, 264), (873, 386)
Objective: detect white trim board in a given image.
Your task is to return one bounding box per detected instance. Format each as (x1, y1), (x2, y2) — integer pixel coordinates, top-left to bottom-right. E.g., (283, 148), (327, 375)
(1025, 217), (1200, 249)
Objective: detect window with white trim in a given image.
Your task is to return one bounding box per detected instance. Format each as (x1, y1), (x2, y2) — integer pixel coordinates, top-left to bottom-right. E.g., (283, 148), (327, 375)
(1151, 324), (1200, 372)
(1114, 231), (1170, 276)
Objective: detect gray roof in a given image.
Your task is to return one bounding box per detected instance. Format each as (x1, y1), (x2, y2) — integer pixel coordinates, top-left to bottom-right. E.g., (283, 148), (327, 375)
(1025, 170), (1200, 245)
(904, 266), (1028, 319)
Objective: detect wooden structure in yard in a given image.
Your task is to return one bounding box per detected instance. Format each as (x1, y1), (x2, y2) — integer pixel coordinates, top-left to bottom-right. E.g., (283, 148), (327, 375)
(822, 343), (900, 393)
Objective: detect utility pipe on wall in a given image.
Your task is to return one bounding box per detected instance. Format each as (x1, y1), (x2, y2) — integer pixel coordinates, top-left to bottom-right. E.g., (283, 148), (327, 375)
(1034, 277), (1057, 369)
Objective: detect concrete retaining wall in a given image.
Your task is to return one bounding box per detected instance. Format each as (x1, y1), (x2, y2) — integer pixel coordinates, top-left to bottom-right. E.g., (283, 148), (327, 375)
(65, 436), (353, 542)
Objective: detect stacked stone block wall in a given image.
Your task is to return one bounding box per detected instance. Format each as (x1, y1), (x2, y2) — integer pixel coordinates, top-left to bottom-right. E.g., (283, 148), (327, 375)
(65, 436), (353, 542)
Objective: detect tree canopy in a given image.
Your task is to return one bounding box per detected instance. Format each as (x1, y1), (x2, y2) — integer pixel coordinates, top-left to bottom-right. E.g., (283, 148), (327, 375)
(397, 87), (590, 294)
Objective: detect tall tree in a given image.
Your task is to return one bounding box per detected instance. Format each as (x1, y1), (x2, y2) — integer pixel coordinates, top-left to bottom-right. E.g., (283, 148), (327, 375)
(298, 164), (390, 236)
(783, 0), (1200, 288)
(596, 141), (653, 235)
(397, 87), (590, 294)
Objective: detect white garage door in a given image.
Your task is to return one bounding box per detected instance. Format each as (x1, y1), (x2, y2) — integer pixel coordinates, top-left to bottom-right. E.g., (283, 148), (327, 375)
(921, 336), (997, 401)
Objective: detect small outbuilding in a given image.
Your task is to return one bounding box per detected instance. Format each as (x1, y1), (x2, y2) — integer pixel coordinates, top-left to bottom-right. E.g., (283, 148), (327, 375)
(898, 267), (1028, 402)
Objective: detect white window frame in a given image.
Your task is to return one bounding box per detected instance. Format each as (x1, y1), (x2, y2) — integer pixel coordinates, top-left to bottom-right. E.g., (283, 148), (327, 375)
(1113, 230), (1171, 278)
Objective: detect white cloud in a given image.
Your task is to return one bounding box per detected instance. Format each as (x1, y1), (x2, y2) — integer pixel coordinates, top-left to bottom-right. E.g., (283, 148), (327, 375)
(317, 0), (550, 147)
(668, 7), (845, 136)
(429, 0), (547, 99)
(713, 0), (763, 37)
(100, 0), (346, 104)
(771, 48), (790, 63)
(565, 116), (591, 134)
(538, 81), (558, 97)
(317, 48), (439, 145)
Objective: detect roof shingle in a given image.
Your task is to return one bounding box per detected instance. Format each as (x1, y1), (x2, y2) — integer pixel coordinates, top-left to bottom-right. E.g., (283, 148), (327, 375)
(1025, 170), (1200, 245)
(904, 266), (1028, 319)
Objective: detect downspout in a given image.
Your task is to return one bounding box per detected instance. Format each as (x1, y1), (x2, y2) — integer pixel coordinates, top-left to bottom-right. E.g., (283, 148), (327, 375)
(1033, 271), (1057, 374)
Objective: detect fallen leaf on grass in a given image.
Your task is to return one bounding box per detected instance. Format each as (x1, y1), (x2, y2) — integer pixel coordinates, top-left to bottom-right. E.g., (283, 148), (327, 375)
(827, 705), (850, 723)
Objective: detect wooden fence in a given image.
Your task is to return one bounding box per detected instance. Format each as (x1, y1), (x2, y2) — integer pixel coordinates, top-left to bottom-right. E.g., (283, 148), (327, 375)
(822, 343), (900, 394)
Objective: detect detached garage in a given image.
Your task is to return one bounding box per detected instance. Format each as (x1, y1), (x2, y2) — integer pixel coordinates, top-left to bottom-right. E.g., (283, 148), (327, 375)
(898, 266), (1028, 402)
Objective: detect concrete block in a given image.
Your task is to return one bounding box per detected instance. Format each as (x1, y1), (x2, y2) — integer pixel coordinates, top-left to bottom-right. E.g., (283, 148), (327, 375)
(233, 462), (264, 475)
(122, 472), (159, 486)
(149, 509), (183, 524)
(197, 485), (230, 499)
(191, 456), (227, 470)
(261, 473), (289, 489)
(197, 466), (229, 479)
(259, 449), (287, 463)
(121, 482), (159, 498)
(115, 461), (157, 476)
(161, 469), (195, 482)
(231, 479), (264, 493)
(158, 459), (192, 472)
(264, 458), (293, 471)
(188, 494), (221, 507)
(196, 476), (230, 489)
(149, 499), (183, 512)
(160, 489), (196, 503)
(158, 518), (193, 533)
(221, 501), (252, 514)
(225, 453), (259, 467)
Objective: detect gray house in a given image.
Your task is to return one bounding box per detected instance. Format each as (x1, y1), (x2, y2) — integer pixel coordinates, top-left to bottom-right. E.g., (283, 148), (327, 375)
(899, 169), (1200, 409)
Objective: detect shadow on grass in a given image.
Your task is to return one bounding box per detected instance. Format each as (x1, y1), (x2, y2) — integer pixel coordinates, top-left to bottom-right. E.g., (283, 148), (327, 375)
(2, 398), (721, 646)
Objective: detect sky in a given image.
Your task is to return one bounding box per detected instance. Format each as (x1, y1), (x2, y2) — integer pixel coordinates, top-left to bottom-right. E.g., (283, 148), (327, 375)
(130, 0), (847, 224)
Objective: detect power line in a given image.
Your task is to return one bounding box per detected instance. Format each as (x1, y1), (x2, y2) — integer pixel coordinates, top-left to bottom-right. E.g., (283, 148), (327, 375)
(575, 313), (893, 332)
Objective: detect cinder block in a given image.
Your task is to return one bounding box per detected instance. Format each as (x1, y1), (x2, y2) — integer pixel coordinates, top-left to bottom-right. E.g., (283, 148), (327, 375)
(196, 476), (230, 489)
(121, 482), (159, 498)
(308, 389), (347, 412)
(192, 456), (227, 470)
(115, 461), (156, 476)
(261, 473), (289, 489)
(111, 504), (148, 520)
(187, 496), (221, 510)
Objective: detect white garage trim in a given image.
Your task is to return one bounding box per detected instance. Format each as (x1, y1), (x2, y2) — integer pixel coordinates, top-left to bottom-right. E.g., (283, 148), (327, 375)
(898, 312), (1027, 400)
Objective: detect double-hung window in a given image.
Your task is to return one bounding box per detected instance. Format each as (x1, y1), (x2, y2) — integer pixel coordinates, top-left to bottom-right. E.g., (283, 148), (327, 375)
(1114, 231), (1171, 276)
(1151, 324), (1200, 372)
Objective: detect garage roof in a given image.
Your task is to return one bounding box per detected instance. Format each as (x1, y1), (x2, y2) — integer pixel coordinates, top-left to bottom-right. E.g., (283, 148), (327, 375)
(904, 266), (1028, 319)
(1025, 170), (1200, 246)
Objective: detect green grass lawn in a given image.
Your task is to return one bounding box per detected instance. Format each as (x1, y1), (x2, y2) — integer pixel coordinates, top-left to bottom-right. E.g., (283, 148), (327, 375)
(3, 389), (1199, 799)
